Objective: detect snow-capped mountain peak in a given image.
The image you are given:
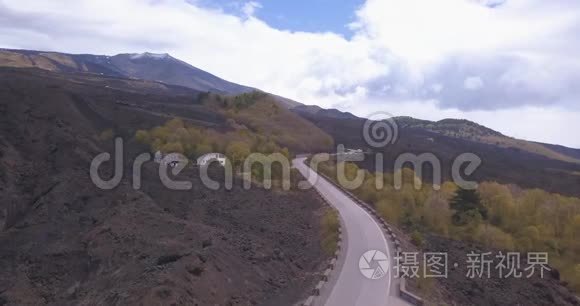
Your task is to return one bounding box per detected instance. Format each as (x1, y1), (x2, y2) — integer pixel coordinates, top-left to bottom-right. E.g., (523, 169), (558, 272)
(129, 52), (171, 60)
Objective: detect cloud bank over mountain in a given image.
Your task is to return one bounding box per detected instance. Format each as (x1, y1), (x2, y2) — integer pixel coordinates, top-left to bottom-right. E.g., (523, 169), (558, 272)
(1, 0), (579, 146)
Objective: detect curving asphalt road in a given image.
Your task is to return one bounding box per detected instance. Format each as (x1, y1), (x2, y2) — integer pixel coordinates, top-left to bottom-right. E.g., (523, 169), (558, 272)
(294, 157), (410, 306)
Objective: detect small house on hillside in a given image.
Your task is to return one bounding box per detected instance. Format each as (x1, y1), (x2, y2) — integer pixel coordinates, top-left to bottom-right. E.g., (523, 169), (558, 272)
(154, 151), (163, 163)
(345, 148), (363, 154)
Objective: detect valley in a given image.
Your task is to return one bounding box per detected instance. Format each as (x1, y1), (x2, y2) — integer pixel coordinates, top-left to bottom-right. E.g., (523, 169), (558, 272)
(0, 48), (579, 306)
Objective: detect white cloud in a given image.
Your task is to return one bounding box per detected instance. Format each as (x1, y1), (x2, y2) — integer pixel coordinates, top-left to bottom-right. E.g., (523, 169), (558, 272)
(0, 0), (579, 147)
(464, 76), (484, 90)
(353, 0), (579, 66)
(431, 83), (444, 93)
(242, 1), (262, 17)
(473, 0), (507, 8)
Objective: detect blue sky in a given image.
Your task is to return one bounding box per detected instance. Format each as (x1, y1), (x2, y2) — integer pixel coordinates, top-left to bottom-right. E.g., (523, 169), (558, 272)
(197, 0), (364, 36)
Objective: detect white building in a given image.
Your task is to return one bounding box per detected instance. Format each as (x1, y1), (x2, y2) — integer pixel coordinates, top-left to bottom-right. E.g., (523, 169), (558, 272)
(197, 153), (227, 167)
(154, 151), (163, 163)
(345, 148), (363, 154)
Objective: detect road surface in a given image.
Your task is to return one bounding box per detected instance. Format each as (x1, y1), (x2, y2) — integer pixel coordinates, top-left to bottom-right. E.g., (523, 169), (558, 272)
(294, 157), (409, 306)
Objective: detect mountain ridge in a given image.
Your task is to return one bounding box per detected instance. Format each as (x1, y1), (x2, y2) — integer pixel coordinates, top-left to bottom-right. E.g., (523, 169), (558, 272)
(1, 47), (579, 160)
(0, 48), (254, 94)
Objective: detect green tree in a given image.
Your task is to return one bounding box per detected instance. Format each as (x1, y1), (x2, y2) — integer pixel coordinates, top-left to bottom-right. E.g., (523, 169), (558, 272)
(475, 224), (515, 250)
(479, 182), (516, 229)
(151, 138), (164, 152)
(165, 118), (185, 130)
(226, 141), (251, 168)
(570, 215), (580, 238)
(424, 193), (451, 236)
(98, 129), (115, 141)
(450, 188), (487, 226)
(280, 147), (290, 159)
(320, 209), (340, 255)
(161, 142), (184, 154)
(151, 126), (171, 141)
(376, 197), (403, 226)
(194, 143), (213, 157)
(135, 130), (150, 144)
(411, 230), (424, 247)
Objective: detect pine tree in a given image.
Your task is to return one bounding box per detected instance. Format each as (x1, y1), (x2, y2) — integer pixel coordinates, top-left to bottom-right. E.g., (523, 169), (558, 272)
(450, 188), (487, 226)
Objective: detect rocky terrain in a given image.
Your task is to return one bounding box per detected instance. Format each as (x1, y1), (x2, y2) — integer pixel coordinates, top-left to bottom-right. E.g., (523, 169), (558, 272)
(423, 235), (580, 306)
(0, 67), (328, 305)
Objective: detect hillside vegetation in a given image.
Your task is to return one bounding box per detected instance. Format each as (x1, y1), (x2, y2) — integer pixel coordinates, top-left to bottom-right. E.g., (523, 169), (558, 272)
(202, 91), (334, 153)
(314, 158), (580, 293)
(134, 90), (340, 185)
(135, 117), (289, 161)
(132, 90), (335, 184)
(135, 116), (298, 187)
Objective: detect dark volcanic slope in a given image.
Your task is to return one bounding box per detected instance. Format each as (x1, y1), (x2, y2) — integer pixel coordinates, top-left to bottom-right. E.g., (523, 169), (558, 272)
(0, 68), (326, 305)
(539, 142), (580, 160)
(425, 235), (579, 306)
(0, 48), (254, 94)
(293, 104), (358, 120)
(0, 48), (306, 109)
(110, 53), (253, 94)
(295, 111), (580, 197)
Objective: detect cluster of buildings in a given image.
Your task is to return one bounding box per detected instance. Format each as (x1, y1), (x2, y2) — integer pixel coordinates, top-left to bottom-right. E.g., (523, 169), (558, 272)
(154, 151), (226, 168)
